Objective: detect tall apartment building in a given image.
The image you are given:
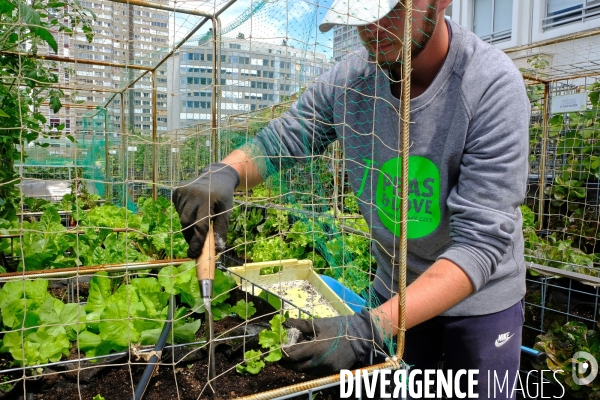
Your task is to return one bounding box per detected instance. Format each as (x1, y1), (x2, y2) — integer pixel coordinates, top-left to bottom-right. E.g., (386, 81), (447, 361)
(168, 38), (334, 130)
(333, 25), (361, 62)
(46, 2), (170, 142)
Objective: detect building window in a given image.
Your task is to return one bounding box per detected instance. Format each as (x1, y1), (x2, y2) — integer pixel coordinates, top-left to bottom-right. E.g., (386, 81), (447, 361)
(543, 0), (600, 29)
(472, 0), (512, 43)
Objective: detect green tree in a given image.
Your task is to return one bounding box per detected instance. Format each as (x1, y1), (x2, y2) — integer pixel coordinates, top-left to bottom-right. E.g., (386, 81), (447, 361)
(0, 0), (95, 217)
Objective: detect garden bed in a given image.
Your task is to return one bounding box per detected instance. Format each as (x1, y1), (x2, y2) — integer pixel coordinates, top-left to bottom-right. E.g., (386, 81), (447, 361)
(0, 264), (361, 400)
(0, 317), (336, 400)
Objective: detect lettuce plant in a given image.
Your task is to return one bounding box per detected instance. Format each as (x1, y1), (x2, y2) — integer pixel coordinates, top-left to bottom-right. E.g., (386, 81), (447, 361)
(0, 267), (223, 365)
(236, 349), (265, 375)
(13, 197), (189, 273)
(534, 321), (600, 397)
(80, 271), (201, 357)
(236, 314), (287, 375)
(0, 280), (78, 366)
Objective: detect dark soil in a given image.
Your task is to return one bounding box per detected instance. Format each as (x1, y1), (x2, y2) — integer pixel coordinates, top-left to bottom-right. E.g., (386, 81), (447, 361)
(0, 289), (343, 400)
(1, 326), (340, 400)
(48, 280), (90, 303)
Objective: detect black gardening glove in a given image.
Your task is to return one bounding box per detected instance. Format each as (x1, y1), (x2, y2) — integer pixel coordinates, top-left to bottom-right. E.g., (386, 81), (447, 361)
(281, 309), (384, 374)
(172, 163), (240, 259)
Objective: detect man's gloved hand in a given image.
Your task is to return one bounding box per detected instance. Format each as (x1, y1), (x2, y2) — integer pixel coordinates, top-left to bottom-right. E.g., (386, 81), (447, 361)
(281, 309), (384, 374)
(172, 163), (240, 259)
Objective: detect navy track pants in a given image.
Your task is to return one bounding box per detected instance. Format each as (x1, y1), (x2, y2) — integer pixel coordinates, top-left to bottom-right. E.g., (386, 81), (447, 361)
(375, 291), (524, 399)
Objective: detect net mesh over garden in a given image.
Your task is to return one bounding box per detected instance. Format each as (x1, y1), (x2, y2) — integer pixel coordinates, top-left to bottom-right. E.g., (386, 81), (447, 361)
(1, 0), (600, 399)
(510, 33), (600, 277)
(0, 0), (401, 398)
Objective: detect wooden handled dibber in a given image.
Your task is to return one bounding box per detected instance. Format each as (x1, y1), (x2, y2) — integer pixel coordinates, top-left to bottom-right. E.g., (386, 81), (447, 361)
(196, 223), (216, 393)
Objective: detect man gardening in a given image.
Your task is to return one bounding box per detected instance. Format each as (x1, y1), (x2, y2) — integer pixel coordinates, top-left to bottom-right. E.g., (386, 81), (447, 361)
(173, 0), (529, 397)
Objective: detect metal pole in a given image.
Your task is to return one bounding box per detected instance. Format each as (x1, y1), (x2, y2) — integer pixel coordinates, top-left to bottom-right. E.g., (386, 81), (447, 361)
(152, 70), (158, 200)
(210, 17), (219, 164)
(40, 103), (98, 110)
(216, 17), (222, 161)
(397, 0), (413, 362)
(54, 85), (122, 93)
(521, 73), (549, 84)
(0, 51), (152, 70)
(121, 92), (127, 208)
(104, 108), (111, 200)
(128, 3), (135, 138)
(538, 83), (551, 230)
(332, 141), (339, 217)
(0, 259), (191, 282)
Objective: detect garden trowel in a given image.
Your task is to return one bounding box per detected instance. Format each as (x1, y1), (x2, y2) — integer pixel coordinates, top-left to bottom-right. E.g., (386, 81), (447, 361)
(196, 223), (216, 394)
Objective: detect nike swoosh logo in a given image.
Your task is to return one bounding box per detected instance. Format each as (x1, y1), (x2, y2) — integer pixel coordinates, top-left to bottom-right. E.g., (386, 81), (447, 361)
(495, 333), (515, 347)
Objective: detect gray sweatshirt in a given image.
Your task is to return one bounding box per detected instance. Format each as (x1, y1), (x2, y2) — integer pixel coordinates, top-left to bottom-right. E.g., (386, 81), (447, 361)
(251, 20), (530, 316)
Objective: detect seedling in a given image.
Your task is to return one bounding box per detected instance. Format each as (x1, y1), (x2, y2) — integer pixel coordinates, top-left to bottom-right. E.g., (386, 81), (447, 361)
(258, 314), (288, 362)
(231, 300), (257, 320)
(236, 314), (288, 374)
(236, 349), (265, 375)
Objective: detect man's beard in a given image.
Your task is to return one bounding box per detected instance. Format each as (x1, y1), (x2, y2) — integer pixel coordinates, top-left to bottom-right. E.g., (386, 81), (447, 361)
(411, 2), (437, 59)
(366, 1), (438, 67)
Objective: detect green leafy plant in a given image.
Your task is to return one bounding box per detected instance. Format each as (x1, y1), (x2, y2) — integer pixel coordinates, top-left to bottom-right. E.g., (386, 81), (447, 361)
(537, 85), (600, 259)
(344, 193), (360, 214)
(236, 314), (288, 374)
(258, 291), (282, 311)
(323, 233), (374, 294)
(534, 321), (600, 397)
(133, 197), (188, 259)
(10, 196), (189, 273)
(0, 269), (209, 365)
(226, 192), (374, 294)
(521, 205), (598, 276)
(0, 195), (19, 261)
(231, 300), (256, 320)
(0, 0), (95, 214)
(236, 349), (265, 375)
(520, 205), (536, 229)
(22, 197), (51, 213)
(258, 314), (287, 362)
(81, 272), (201, 357)
(60, 173), (101, 212)
(18, 205), (77, 270)
(158, 262), (237, 315)
(0, 280), (76, 366)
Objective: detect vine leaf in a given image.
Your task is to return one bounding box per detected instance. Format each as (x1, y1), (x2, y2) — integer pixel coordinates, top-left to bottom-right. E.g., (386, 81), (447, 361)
(20, 4), (58, 53)
(0, 0), (15, 14)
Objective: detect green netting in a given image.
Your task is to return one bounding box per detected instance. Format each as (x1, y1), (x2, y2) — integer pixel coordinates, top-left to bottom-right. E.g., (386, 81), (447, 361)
(6, 0), (600, 398)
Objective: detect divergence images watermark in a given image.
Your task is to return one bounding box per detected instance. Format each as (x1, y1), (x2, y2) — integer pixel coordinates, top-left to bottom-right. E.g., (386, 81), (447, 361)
(338, 353), (598, 399)
(572, 351), (598, 386)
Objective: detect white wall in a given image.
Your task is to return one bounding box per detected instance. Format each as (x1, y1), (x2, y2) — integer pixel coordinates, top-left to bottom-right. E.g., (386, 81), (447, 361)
(449, 0), (600, 48)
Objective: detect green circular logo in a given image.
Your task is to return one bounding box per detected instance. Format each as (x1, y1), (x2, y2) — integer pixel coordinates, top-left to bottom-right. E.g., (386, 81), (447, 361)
(376, 156), (441, 238)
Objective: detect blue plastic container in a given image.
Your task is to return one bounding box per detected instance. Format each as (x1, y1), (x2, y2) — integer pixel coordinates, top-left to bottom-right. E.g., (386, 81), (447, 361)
(319, 275), (366, 313)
